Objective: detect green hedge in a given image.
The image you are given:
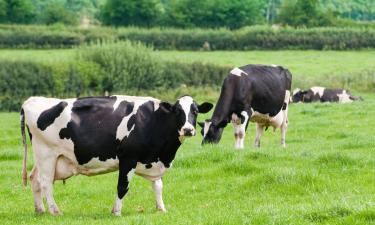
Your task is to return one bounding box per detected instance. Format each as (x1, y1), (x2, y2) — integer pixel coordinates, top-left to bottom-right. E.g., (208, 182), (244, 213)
(0, 41), (230, 111)
(2, 24), (375, 50)
(1, 40), (374, 111)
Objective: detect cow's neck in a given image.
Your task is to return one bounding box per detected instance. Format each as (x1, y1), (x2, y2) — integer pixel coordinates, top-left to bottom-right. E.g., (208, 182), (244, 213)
(211, 77), (237, 126)
(152, 111), (181, 167)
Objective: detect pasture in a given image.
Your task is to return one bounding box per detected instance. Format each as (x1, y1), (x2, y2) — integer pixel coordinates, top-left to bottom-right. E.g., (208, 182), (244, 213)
(1, 93), (375, 224)
(1, 49), (375, 77)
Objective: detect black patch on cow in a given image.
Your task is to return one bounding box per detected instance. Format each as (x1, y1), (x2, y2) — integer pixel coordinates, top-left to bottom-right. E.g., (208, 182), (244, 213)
(127, 115), (136, 131)
(59, 97), (134, 165)
(26, 125), (32, 141)
(187, 103), (198, 127)
(37, 101), (68, 131)
(145, 164), (152, 169)
(282, 102), (287, 110)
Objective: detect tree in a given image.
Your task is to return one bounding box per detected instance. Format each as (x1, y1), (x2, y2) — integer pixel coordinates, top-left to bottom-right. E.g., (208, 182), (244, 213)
(39, 2), (78, 25)
(277, 0), (335, 27)
(101, 0), (163, 27)
(6, 0), (35, 23)
(164, 0), (266, 29)
(0, 0), (7, 22)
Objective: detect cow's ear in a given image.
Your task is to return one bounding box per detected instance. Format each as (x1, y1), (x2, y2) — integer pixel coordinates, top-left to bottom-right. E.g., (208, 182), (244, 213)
(198, 102), (213, 113)
(198, 122), (204, 128)
(159, 102), (174, 113)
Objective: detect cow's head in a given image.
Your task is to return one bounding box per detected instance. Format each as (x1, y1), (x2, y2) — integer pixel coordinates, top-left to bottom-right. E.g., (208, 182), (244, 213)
(160, 96), (213, 138)
(291, 88), (307, 103)
(198, 119), (226, 145)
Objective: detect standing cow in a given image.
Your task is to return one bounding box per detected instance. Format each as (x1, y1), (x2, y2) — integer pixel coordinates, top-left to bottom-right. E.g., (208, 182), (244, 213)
(199, 64), (292, 148)
(291, 86), (362, 103)
(21, 95), (213, 216)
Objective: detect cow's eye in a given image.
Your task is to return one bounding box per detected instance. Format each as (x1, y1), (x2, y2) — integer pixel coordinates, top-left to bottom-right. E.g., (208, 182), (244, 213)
(192, 110), (198, 115)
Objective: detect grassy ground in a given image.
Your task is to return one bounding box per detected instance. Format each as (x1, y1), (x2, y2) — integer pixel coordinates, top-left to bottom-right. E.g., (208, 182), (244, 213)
(1, 49), (374, 91)
(0, 93), (374, 224)
(154, 50), (375, 78)
(1, 49), (375, 77)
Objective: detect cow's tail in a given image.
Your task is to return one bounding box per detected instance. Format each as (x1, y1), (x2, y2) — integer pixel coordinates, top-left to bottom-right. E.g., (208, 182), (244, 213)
(20, 108), (28, 186)
(350, 95), (363, 101)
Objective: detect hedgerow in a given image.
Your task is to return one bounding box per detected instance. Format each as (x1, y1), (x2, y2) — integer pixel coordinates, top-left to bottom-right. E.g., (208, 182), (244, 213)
(2, 25), (375, 50)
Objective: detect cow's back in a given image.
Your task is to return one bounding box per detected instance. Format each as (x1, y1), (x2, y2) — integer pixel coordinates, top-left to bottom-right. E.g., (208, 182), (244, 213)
(238, 65), (291, 116)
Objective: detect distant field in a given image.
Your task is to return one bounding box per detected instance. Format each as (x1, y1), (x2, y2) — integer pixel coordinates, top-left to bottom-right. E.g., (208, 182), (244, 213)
(0, 94), (375, 224)
(154, 50), (375, 78)
(1, 49), (375, 79)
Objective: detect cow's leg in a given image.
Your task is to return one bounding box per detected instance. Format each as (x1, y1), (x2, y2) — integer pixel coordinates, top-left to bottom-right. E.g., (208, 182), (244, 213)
(112, 159), (136, 216)
(281, 110), (288, 148)
(37, 153), (60, 215)
(254, 123), (264, 148)
(30, 166), (45, 214)
(233, 111), (249, 149)
(152, 178), (166, 212)
(280, 91), (289, 147)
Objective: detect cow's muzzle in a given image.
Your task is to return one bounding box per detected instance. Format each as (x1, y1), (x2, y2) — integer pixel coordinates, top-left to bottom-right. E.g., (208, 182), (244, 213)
(179, 127), (195, 137)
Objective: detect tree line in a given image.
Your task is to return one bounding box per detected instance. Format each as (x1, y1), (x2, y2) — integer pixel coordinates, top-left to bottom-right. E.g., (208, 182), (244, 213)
(0, 0), (374, 28)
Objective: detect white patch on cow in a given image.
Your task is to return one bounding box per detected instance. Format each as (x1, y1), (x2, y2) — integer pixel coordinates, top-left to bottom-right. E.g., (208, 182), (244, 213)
(231, 111), (249, 149)
(178, 96), (195, 136)
(152, 178), (166, 212)
(112, 197), (122, 216)
(203, 121), (212, 138)
(116, 96), (160, 141)
(311, 86), (325, 97)
(79, 157), (119, 175)
(135, 161), (167, 181)
(112, 99), (121, 111)
(285, 90), (291, 103)
(250, 108), (284, 129)
(271, 64), (279, 67)
(230, 67), (248, 76)
(112, 95), (160, 111)
(337, 90), (353, 103)
(127, 168), (135, 181)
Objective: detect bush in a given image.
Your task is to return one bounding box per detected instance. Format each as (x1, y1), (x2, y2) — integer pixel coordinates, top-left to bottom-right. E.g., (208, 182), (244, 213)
(78, 41), (164, 92)
(2, 25), (375, 50)
(0, 41), (231, 111)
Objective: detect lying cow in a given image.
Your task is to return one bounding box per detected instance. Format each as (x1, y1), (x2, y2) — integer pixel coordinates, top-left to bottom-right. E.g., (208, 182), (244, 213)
(291, 87), (362, 103)
(21, 95), (213, 216)
(199, 64), (292, 149)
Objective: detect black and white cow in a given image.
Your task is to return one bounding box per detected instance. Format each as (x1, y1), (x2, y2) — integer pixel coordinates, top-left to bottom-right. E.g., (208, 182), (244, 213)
(291, 86), (362, 103)
(21, 95), (213, 216)
(199, 64), (292, 148)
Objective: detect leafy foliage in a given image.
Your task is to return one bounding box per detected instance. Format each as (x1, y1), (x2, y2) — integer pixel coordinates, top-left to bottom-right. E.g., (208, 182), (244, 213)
(101, 0), (163, 27)
(0, 41), (230, 111)
(3, 25), (375, 50)
(277, 0), (336, 27)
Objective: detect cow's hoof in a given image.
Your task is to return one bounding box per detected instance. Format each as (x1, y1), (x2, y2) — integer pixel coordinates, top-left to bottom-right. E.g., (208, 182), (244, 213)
(49, 210), (62, 216)
(111, 209), (121, 216)
(157, 207), (167, 213)
(48, 205), (62, 216)
(35, 205), (45, 214)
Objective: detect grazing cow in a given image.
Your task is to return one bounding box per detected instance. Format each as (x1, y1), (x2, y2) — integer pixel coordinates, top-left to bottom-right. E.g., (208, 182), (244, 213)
(21, 95), (213, 216)
(199, 64), (292, 148)
(291, 86), (362, 103)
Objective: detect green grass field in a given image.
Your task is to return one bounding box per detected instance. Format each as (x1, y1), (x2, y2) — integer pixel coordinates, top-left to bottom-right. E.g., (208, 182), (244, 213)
(1, 93), (375, 224)
(1, 49), (375, 77)
(1, 49), (375, 90)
